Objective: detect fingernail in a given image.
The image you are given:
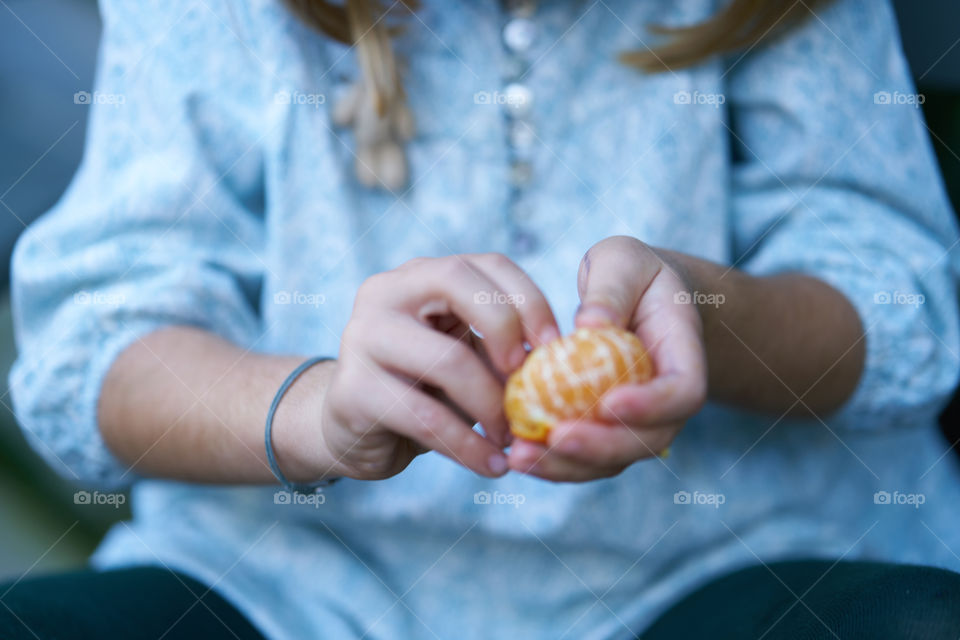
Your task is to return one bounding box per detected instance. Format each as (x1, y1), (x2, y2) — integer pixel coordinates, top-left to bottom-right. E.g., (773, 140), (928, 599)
(600, 396), (632, 420)
(598, 400), (618, 421)
(539, 325), (561, 345)
(488, 454), (509, 476)
(509, 344), (528, 370)
(576, 304), (620, 327)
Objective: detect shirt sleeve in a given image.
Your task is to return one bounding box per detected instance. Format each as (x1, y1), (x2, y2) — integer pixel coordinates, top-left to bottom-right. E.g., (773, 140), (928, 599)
(726, 0), (960, 430)
(8, 0), (267, 486)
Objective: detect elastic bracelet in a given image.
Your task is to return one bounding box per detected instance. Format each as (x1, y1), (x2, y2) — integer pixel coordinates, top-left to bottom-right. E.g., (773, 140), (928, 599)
(265, 356), (339, 494)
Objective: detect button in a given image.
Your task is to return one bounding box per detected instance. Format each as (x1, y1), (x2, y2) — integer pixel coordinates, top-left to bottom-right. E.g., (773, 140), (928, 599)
(503, 83), (533, 117)
(512, 200), (535, 221)
(508, 120), (536, 153)
(511, 228), (539, 254)
(510, 160), (533, 186)
(503, 18), (537, 53)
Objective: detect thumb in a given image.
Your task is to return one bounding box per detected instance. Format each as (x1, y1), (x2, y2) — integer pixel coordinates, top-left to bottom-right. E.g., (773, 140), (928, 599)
(575, 236), (650, 330)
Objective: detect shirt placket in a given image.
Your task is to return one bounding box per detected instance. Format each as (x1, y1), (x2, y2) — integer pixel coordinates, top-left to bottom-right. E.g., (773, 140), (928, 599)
(501, 0), (539, 255)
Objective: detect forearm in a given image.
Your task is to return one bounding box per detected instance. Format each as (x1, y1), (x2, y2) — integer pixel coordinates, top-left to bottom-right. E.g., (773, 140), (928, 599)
(98, 325), (336, 484)
(659, 250), (866, 416)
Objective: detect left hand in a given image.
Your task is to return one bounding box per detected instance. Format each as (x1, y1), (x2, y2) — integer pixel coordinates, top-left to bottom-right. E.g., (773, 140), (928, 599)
(507, 236), (708, 481)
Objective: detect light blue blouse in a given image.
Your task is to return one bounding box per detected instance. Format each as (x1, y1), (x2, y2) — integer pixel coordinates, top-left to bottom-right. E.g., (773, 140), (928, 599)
(10, 0), (960, 638)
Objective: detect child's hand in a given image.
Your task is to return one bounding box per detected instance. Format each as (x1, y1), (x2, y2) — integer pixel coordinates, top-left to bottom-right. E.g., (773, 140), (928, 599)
(508, 236), (707, 482)
(314, 254), (560, 481)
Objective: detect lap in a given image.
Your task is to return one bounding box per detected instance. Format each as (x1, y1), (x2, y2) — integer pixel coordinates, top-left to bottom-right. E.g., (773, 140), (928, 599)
(4, 558), (959, 639)
(0, 566), (265, 640)
(640, 559), (960, 640)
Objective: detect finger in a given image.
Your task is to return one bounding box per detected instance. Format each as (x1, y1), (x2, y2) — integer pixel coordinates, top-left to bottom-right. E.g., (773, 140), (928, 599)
(575, 236), (658, 330)
(507, 439), (626, 482)
(464, 253), (561, 348)
(432, 317), (509, 387)
(600, 374), (705, 427)
(386, 257), (530, 375)
(367, 315), (511, 447)
(545, 419), (675, 466)
(358, 372), (509, 478)
(601, 275), (707, 425)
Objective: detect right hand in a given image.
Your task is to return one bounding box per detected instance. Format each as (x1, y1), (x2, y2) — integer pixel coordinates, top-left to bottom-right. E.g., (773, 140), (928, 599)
(286, 254), (560, 481)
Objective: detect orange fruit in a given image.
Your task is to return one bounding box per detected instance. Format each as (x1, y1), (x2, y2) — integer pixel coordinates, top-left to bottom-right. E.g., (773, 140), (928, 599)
(504, 326), (655, 443)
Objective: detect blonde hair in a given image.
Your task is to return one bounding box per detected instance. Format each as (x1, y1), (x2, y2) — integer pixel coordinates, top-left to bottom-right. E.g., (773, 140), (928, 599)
(283, 0), (828, 189)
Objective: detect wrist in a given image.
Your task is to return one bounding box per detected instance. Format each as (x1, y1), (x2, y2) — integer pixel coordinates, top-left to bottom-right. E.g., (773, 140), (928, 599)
(269, 357), (339, 484)
(655, 247), (741, 325)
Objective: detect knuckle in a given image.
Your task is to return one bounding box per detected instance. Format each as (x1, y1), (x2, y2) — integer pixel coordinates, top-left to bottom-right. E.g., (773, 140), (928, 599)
(437, 256), (474, 282)
(409, 400), (446, 436)
(399, 256), (430, 270)
(482, 252), (515, 271)
(432, 341), (473, 376)
(356, 272), (390, 302)
(340, 318), (372, 351)
(331, 362), (364, 398)
(324, 376), (356, 422)
(606, 234), (643, 252)
(353, 457), (395, 479)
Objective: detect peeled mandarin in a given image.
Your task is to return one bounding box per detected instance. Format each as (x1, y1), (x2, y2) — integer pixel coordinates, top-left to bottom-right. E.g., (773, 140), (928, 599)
(504, 326), (655, 443)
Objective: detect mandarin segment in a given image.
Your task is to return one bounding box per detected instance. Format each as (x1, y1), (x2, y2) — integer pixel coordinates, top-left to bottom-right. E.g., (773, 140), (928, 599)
(504, 327), (654, 442)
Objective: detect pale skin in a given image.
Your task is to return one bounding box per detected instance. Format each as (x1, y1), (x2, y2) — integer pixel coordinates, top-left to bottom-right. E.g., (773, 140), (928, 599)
(99, 236), (865, 484)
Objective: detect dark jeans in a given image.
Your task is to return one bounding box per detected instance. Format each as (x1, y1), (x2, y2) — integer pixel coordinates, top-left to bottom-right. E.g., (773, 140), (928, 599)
(0, 567), (265, 640)
(640, 560), (960, 639)
(2, 560), (959, 639)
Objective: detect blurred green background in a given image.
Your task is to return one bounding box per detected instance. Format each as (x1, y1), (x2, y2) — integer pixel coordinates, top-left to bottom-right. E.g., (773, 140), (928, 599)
(1, 0), (959, 581)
